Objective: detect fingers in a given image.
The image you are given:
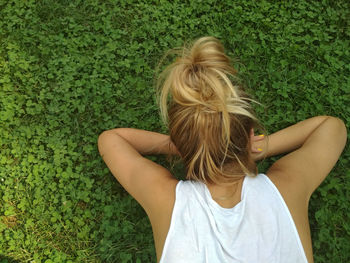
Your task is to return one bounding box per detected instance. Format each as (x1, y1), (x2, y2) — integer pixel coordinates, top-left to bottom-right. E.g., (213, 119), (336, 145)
(251, 147), (263, 153)
(250, 128), (254, 138)
(254, 134), (265, 142)
(251, 134), (265, 143)
(251, 132), (265, 153)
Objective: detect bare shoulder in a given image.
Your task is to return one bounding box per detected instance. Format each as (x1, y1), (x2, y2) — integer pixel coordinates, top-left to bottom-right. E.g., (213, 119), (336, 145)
(267, 117), (347, 202)
(265, 116), (347, 225)
(147, 176), (178, 263)
(98, 130), (178, 213)
(266, 169), (314, 263)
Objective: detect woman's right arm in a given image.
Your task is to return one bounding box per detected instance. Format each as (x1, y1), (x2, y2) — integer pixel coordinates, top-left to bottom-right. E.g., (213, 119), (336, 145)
(254, 116), (335, 160)
(255, 116), (347, 199)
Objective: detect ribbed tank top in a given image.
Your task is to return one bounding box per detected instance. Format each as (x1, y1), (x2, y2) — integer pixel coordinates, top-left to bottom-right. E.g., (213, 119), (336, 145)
(159, 173), (308, 263)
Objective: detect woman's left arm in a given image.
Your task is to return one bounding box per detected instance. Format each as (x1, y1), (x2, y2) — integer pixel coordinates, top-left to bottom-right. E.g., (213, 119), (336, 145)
(97, 128), (179, 215)
(104, 128), (179, 156)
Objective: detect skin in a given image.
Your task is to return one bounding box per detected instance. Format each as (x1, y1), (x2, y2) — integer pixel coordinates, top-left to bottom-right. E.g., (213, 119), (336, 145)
(98, 116), (347, 263)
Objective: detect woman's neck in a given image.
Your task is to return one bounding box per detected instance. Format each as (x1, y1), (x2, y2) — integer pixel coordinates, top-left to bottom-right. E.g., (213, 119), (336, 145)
(206, 176), (245, 204)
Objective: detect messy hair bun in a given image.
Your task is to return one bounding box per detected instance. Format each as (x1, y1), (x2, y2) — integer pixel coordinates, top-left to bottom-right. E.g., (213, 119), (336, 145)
(157, 37), (262, 184)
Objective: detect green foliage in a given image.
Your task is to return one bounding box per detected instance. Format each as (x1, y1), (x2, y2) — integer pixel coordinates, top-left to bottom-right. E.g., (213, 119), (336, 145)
(0, 0), (349, 262)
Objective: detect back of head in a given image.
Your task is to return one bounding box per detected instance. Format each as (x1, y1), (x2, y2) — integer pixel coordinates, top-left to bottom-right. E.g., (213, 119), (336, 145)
(157, 37), (261, 184)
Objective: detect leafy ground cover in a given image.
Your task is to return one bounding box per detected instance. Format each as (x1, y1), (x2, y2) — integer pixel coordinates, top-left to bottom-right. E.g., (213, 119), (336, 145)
(0, 0), (349, 262)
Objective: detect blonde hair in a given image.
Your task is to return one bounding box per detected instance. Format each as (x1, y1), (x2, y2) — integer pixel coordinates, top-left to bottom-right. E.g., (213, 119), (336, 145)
(157, 37), (263, 184)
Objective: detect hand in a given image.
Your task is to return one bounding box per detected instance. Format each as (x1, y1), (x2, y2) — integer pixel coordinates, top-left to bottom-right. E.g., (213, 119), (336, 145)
(250, 128), (265, 160)
(168, 139), (181, 156)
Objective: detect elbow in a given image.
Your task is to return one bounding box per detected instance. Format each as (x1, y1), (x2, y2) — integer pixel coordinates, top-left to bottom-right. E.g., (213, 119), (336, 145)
(97, 131), (111, 155)
(318, 116), (347, 137)
(336, 117), (347, 146)
(97, 132), (104, 155)
(97, 129), (126, 155)
(98, 130), (109, 143)
(314, 116), (347, 150)
(329, 116), (347, 132)
(329, 116), (347, 148)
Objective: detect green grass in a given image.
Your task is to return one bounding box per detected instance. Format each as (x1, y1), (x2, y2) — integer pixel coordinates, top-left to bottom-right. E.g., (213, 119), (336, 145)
(0, 0), (349, 262)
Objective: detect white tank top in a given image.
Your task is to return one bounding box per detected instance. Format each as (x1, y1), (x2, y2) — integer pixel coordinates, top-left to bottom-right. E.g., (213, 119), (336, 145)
(159, 173), (308, 263)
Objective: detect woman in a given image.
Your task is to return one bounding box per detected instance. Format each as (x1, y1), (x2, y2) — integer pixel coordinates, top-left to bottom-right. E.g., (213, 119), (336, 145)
(97, 37), (347, 263)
